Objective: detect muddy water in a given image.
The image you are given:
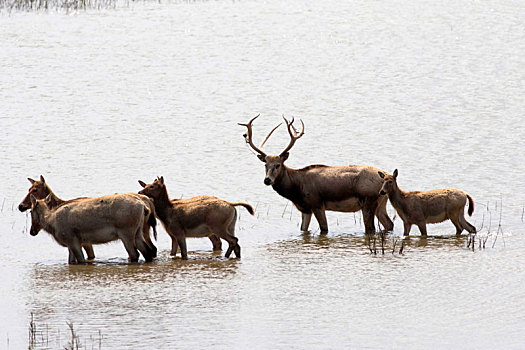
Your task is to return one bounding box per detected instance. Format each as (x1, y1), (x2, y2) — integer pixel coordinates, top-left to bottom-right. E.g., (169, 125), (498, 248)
(1, 0), (524, 348)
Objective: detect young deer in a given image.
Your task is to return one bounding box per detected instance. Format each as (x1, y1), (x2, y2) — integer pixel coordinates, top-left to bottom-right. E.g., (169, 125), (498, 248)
(19, 175), (158, 258)
(138, 177), (254, 259)
(378, 169), (476, 236)
(239, 114), (393, 235)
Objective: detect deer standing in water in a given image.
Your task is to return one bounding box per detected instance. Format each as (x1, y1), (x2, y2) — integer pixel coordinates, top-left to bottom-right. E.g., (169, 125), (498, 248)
(19, 175), (158, 258)
(239, 114), (394, 235)
(378, 169), (476, 236)
(29, 193), (153, 264)
(138, 177), (254, 259)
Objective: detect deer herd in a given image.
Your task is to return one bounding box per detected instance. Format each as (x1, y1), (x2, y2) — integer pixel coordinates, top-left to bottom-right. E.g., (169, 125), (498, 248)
(18, 115), (477, 264)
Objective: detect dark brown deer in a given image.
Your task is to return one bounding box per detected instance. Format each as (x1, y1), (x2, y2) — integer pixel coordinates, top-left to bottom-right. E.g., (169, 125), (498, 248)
(138, 177), (254, 260)
(239, 114), (394, 235)
(30, 193), (153, 264)
(19, 175), (158, 258)
(378, 169), (476, 236)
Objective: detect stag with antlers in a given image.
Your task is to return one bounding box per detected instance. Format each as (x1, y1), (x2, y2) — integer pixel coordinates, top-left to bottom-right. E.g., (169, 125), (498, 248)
(239, 114), (394, 235)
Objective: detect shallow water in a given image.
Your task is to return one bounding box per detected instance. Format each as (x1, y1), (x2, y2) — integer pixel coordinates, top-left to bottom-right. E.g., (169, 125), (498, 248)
(1, 0), (524, 348)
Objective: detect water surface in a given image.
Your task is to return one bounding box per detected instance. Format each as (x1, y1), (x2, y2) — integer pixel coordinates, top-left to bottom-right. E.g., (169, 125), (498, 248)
(1, 0), (524, 348)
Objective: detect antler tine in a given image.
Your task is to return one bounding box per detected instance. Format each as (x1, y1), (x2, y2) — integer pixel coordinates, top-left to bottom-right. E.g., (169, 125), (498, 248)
(238, 114), (267, 157)
(295, 119), (305, 137)
(259, 122), (282, 148)
(280, 115), (305, 156)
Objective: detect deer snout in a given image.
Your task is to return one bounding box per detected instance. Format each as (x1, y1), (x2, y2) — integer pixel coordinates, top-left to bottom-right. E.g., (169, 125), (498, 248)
(264, 178), (272, 186)
(18, 204), (29, 212)
(29, 227), (39, 236)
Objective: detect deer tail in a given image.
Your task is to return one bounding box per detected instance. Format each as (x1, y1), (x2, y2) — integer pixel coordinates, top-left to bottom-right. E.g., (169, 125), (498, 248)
(230, 202), (255, 215)
(467, 194), (475, 216)
(148, 213), (158, 241)
(142, 205), (158, 240)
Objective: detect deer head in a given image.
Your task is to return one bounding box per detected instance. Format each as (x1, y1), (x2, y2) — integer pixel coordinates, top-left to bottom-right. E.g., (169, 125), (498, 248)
(29, 194), (52, 236)
(239, 114), (304, 186)
(379, 169), (398, 196)
(19, 175), (48, 212)
(138, 176), (165, 200)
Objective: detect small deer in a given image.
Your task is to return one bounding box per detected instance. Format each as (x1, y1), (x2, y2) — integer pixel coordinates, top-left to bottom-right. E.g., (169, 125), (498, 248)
(30, 193), (153, 264)
(19, 175), (158, 258)
(239, 114), (394, 235)
(378, 169), (476, 236)
(138, 177), (254, 259)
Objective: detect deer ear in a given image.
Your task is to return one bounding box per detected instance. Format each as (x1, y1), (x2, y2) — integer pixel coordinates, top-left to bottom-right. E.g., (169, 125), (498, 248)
(378, 171), (385, 179)
(30, 194), (37, 207)
(159, 176), (164, 184)
(393, 169), (398, 178)
(44, 194), (52, 205)
(28, 178), (36, 184)
(39, 175), (46, 183)
(257, 154), (266, 163)
(280, 152), (289, 162)
(138, 180), (147, 188)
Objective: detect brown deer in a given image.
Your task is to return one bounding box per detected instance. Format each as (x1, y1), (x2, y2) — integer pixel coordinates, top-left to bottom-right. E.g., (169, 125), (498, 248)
(138, 177), (254, 260)
(239, 114), (394, 235)
(378, 169), (476, 236)
(29, 193), (153, 264)
(19, 175), (158, 258)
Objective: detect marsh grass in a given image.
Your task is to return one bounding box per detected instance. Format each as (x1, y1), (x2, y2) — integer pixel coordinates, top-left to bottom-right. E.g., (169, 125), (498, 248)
(0, 0), (121, 13)
(366, 218), (407, 256)
(467, 199), (506, 251)
(27, 314), (102, 350)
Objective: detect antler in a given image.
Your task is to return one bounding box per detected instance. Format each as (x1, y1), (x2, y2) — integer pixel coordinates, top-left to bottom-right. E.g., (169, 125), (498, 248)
(280, 115), (305, 156)
(238, 114), (267, 158)
(259, 122), (282, 149)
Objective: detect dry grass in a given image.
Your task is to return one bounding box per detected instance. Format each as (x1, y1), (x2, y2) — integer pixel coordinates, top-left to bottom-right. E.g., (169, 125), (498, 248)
(0, 0), (119, 12)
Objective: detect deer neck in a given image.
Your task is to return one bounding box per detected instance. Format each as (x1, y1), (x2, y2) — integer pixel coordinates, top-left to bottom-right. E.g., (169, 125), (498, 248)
(272, 166), (302, 202)
(47, 190), (65, 208)
(40, 207), (57, 236)
(388, 185), (407, 213)
(152, 189), (172, 223)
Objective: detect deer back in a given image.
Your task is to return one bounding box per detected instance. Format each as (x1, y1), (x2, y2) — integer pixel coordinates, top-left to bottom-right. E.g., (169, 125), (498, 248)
(53, 194), (146, 232)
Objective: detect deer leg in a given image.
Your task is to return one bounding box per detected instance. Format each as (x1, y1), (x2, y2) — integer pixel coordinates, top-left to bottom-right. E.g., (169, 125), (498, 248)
(234, 241), (241, 258)
(403, 222), (412, 236)
(69, 243), (85, 264)
(312, 209), (328, 234)
(375, 196), (394, 232)
(82, 244), (95, 260)
(416, 222), (427, 236)
(120, 235), (140, 262)
(135, 229), (153, 263)
(450, 216), (463, 235)
(142, 225), (157, 258)
(171, 237), (179, 256)
(224, 236), (240, 258)
(209, 235), (222, 251)
(459, 215), (476, 234)
(176, 236), (188, 260)
(362, 197), (378, 235)
(301, 213), (312, 232)
(68, 248), (77, 264)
